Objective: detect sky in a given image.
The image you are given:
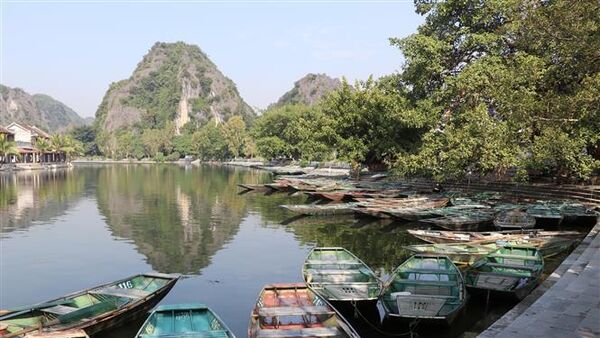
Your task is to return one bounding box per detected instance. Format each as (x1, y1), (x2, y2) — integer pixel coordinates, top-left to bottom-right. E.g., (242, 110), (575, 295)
(1, 0), (424, 117)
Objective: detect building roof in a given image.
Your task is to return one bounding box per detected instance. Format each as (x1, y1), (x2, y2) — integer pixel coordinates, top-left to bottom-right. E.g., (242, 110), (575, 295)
(5, 122), (51, 138)
(27, 125), (51, 138)
(0, 125), (14, 134)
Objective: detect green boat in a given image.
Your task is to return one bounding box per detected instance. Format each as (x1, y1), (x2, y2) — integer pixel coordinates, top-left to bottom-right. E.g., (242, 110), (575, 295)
(380, 255), (466, 324)
(135, 304), (235, 338)
(493, 209), (536, 230)
(302, 247), (382, 302)
(0, 273), (179, 338)
(465, 246), (543, 300)
(526, 204), (564, 227)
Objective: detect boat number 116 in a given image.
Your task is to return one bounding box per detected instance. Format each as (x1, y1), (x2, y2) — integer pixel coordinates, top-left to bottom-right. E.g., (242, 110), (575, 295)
(117, 281), (134, 289)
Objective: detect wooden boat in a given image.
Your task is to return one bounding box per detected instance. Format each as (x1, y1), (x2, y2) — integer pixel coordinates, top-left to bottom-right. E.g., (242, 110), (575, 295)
(465, 246), (543, 300)
(421, 211), (497, 231)
(494, 209), (536, 230)
(404, 243), (495, 267)
(280, 203), (358, 216)
(558, 203), (599, 224)
(0, 273), (179, 338)
(526, 204), (563, 227)
(248, 283), (360, 338)
(237, 184), (271, 192)
(407, 229), (582, 244)
(384, 198), (451, 221)
(380, 255), (466, 324)
(134, 304), (235, 338)
(352, 206), (393, 218)
(302, 247), (382, 302)
(406, 237), (576, 266)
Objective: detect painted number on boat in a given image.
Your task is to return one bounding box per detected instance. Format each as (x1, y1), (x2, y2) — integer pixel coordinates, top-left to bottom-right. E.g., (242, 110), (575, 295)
(413, 301), (430, 310)
(117, 281), (133, 289)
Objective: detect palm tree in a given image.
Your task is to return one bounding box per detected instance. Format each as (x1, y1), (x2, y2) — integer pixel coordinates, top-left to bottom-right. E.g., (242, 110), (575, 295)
(0, 134), (20, 166)
(50, 134), (82, 163)
(35, 138), (51, 164)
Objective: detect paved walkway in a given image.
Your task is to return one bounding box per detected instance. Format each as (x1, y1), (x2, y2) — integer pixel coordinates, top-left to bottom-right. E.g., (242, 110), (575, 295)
(479, 222), (600, 338)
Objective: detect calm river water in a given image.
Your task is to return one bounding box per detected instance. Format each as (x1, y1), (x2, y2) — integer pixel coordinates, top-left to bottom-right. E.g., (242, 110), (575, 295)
(0, 165), (577, 337)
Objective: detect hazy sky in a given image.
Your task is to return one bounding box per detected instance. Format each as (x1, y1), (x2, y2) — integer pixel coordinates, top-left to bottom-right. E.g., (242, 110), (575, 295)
(1, 1), (423, 117)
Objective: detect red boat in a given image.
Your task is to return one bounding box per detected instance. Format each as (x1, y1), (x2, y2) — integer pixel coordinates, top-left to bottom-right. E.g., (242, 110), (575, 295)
(248, 283), (360, 338)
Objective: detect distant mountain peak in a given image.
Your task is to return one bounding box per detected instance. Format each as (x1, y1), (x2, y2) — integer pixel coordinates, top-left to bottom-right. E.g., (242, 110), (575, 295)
(95, 41), (254, 153)
(0, 84), (85, 132)
(270, 73), (341, 109)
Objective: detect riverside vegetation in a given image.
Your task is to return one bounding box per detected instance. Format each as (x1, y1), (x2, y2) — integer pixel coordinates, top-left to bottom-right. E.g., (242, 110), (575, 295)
(56, 0), (599, 182)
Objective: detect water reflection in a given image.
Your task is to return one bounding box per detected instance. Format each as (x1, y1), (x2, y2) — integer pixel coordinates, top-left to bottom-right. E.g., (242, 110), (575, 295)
(0, 169), (86, 234)
(94, 164), (267, 274)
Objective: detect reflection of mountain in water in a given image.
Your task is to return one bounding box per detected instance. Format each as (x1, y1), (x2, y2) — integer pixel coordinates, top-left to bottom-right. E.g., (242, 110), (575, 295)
(95, 165), (266, 274)
(0, 169), (86, 234)
(244, 191), (420, 274)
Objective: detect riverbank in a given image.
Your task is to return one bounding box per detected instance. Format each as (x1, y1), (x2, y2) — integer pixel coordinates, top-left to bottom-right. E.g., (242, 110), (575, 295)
(478, 221), (599, 338)
(0, 163), (73, 172)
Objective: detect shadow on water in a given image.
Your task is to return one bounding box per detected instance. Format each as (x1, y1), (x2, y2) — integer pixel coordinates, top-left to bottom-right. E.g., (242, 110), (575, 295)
(0, 165), (592, 338)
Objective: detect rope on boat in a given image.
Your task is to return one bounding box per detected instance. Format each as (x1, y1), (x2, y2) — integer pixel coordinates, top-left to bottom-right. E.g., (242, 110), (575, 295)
(350, 300), (420, 337)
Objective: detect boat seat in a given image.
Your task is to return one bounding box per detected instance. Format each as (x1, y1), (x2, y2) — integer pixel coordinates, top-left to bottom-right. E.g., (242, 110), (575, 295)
(256, 327), (340, 337)
(258, 306), (335, 317)
(394, 280), (456, 286)
(307, 269), (363, 275)
(42, 305), (79, 315)
(403, 268), (458, 275)
(306, 260), (360, 265)
(486, 263), (537, 271)
(90, 286), (151, 299)
(491, 254), (539, 260)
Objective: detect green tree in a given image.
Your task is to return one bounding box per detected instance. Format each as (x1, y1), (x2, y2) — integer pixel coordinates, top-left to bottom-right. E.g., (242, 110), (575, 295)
(69, 125), (99, 156)
(390, 0), (600, 181)
(0, 134), (19, 165)
(252, 104), (336, 161)
(192, 120), (229, 160)
(222, 116), (247, 158)
(35, 138), (51, 164)
(321, 76), (427, 169)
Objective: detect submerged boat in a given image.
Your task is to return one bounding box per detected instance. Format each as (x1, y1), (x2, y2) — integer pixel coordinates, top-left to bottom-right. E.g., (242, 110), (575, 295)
(421, 211), (496, 231)
(380, 255), (466, 324)
(302, 247), (382, 302)
(494, 209), (536, 230)
(526, 204), (563, 227)
(135, 304), (235, 338)
(465, 246), (543, 300)
(0, 273), (179, 338)
(280, 203), (358, 216)
(248, 283), (360, 338)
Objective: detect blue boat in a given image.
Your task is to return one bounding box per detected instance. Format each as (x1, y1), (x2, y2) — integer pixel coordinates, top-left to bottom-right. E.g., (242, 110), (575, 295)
(135, 304), (236, 338)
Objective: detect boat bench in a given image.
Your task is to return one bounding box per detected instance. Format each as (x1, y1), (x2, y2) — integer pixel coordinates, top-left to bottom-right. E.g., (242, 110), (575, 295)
(90, 286), (151, 299)
(394, 280), (456, 286)
(305, 260), (361, 265)
(258, 306), (334, 317)
(403, 268), (459, 275)
(256, 327), (340, 337)
(42, 305), (79, 315)
(487, 263), (537, 271)
(491, 254), (539, 260)
(306, 269), (364, 275)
